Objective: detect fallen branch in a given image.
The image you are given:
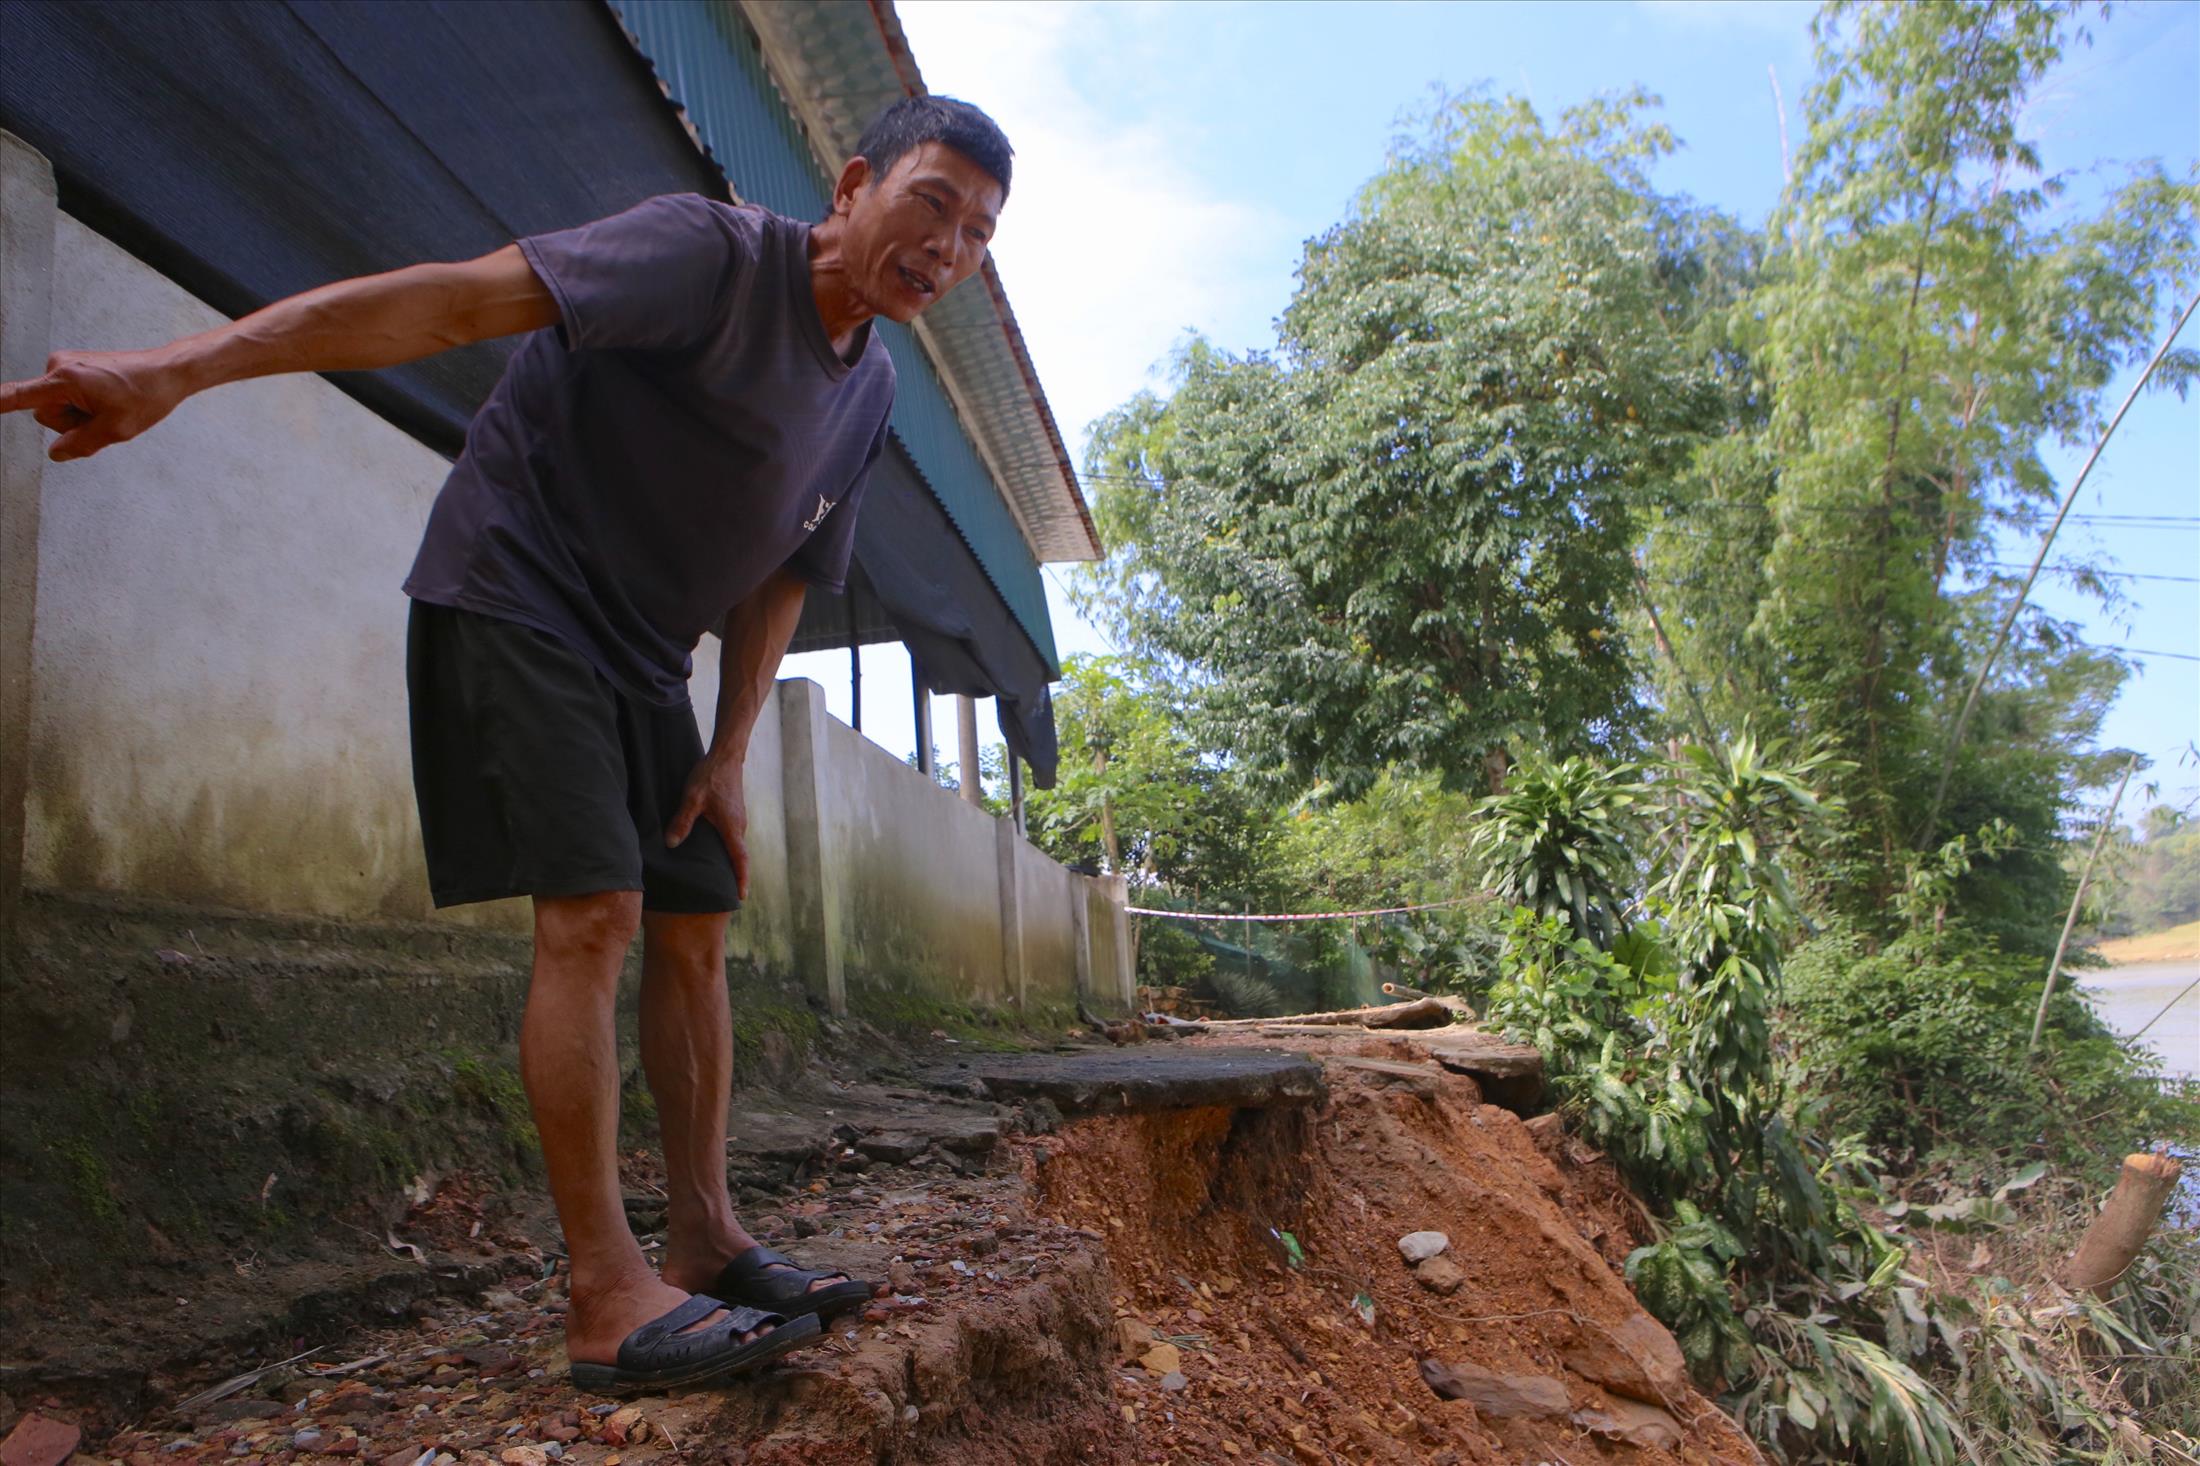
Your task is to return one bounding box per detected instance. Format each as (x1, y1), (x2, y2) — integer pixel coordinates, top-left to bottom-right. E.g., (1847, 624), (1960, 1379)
(1193, 997), (1455, 1031)
(174, 1346), (324, 1413)
(1381, 983), (1477, 1018)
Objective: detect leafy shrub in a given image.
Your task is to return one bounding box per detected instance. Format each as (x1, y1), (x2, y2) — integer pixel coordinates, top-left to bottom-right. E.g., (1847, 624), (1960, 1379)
(1192, 965), (1285, 1018)
(1782, 925), (2193, 1176)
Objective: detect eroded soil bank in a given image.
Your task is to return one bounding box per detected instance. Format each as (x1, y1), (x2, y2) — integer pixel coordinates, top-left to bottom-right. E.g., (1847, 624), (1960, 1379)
(4, 896), (1757, 1463)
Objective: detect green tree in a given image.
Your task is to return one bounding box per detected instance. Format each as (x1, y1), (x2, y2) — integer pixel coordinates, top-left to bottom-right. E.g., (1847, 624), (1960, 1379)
(1021, 654), (1280, 901)
(1646, 0), (2199, 927)
(1081, 92), (1743, 797)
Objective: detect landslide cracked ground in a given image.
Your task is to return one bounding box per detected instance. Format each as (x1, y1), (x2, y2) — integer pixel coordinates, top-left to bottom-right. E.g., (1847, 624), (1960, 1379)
(13, 1034), (1759, 1465)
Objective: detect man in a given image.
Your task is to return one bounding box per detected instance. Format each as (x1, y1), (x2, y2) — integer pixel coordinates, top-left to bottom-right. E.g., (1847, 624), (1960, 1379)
(0, 96), (1010, 1395)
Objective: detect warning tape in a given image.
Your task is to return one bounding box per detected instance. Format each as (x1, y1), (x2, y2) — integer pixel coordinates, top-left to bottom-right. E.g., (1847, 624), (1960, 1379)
(1123, 893), (1486, 924)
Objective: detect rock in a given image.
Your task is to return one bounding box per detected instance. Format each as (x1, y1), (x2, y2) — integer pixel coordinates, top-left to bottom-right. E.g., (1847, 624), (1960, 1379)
(1416, 1358), (1570, 1419)
(1396, 1231), (1450, 1264)
(1522, 1113), (1565, 1149)
(889, 1262), (920, 1294)
(1414, 1256), (1466, 1296)
(377, 1447), (422, 1466)
(1139, 1343), (1182, 1374)
(202, 1400), (286, 1425)
(1559, 1313), (1691, 1407)
(325, 1440), (360, 1458)
(1115, 1319), (1154, 1359)
(0, 1414), (81, 1466)
(791, 1215), (822, 1238)
(292, 1430), (325, 1453)
(499, 1448), (547, 1466)
(481, 1290), (527, 1312)
(599, 1408), (643, 1447)
(1573, 1399), (1683, 1450)
(1159, 1371), (1187, 1392)
(854, 1133), (927, 1165)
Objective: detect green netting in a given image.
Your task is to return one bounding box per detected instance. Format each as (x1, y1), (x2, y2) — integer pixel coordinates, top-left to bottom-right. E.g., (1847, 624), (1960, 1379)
(1130, 894), (1391, 1017)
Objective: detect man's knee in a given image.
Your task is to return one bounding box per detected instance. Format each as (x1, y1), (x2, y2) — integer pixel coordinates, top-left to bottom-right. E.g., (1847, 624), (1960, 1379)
(641, 910), (732, 984)
(535, 890), (644, 966)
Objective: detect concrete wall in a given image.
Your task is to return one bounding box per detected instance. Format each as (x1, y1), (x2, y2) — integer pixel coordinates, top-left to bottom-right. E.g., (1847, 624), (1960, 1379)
(0, 136), (1131, 1014)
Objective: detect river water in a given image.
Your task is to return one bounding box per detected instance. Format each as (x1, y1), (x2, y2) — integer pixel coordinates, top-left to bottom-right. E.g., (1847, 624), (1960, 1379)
(2074, 960), (2200, 1076)
(2075, 959), (2199, 1222)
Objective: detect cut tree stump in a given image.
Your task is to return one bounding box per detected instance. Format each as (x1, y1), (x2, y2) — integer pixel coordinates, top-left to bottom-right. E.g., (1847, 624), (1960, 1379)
(2063, 1150), (2184, 1296)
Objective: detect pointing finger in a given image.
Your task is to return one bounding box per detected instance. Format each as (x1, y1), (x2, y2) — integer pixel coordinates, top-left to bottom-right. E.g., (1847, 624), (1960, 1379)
(0, 374), (63, 414)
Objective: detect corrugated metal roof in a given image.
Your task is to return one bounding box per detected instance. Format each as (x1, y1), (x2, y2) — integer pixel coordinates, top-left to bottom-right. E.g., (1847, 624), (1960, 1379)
(731, 0), (1099, 568)
(606, 0), (1071, 672)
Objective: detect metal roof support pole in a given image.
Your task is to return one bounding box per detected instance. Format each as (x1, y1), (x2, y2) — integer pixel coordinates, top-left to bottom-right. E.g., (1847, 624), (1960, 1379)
(846, 599), (862, 735)
(1008, 753), (1025, 838)
(910, 651), (934, 778)
(956, 695), (983, 807)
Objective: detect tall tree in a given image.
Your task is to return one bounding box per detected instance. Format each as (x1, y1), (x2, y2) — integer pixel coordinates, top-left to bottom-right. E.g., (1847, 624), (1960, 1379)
(1648, 1), (2199, 925)
(1082, 93), (1744, 796)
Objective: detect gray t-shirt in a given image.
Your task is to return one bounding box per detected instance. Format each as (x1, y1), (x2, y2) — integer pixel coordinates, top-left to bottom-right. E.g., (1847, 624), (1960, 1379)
(404, 195), (896, 706)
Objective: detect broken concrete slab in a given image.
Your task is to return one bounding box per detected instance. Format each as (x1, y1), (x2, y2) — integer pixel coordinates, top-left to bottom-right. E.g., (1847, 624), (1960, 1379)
(932, 1047), (1325, 1118)
(1396, 1031), (1545, 1110)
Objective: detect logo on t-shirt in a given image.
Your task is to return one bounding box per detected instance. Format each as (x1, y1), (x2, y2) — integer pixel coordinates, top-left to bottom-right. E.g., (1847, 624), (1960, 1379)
(802, 494), (836, 533)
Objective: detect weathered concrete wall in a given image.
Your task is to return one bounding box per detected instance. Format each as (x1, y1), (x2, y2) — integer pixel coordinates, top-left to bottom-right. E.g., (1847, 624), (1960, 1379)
(21, 212), (496, 924)
(0, 161), (1127, 1013)
(1013, 832), (1083, 1008)
(821, 707), (1010, 1010)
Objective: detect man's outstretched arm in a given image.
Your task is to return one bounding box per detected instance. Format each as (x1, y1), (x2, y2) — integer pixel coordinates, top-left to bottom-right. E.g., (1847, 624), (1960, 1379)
(664, 568), (811, 903)
(0, 245), (558, 462)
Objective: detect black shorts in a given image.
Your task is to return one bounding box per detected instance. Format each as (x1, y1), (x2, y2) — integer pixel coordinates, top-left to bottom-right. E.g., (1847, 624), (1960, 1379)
(406, 601), (740, 913)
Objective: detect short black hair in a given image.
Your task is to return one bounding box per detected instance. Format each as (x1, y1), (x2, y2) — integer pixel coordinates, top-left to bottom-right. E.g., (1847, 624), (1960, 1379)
(855, 95), (1013, 201)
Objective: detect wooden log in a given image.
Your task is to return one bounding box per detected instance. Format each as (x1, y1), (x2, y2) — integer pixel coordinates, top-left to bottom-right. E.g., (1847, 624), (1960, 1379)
(1192, 996), (1454, 1031)
(1382, 982), (1476, 1019)
(2063, 1151), (2184, 1296)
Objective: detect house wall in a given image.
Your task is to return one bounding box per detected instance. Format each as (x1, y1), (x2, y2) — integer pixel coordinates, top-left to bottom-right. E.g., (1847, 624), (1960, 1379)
(0, 138), (1130, 1015)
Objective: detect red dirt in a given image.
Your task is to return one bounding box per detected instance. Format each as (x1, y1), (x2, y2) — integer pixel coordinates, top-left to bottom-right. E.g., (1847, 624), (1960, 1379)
(54, 1032), (1761, 1465)
(1027, 1033), (1762, 1464)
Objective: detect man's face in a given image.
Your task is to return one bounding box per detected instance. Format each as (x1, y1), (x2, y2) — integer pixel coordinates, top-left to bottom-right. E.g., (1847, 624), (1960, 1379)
(835, 140), (1002, 324)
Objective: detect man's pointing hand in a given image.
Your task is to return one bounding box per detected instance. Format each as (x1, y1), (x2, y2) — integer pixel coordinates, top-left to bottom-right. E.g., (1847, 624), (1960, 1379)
(0, 349), (188, 462)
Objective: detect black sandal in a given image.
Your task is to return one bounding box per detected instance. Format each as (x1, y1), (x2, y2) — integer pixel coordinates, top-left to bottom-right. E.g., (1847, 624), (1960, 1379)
(712, 1245), (877, 1325)
(567, 1294), (819, 1397)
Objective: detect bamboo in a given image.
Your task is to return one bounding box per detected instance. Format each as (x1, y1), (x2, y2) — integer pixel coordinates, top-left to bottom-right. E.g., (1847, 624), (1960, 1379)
(2027, 756), (2135, 1052)
(2063, 1151), (2184, 1297)
(1921, 290), (2199, 845)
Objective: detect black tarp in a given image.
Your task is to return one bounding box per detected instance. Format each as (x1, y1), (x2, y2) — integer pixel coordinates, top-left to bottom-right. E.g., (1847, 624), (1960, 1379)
(0, 0), (1058, 781)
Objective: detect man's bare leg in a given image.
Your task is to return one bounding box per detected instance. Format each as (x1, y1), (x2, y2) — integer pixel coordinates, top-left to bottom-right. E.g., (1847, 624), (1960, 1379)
(641, 911), (848, 1300)
(523, 892), (730, 1363)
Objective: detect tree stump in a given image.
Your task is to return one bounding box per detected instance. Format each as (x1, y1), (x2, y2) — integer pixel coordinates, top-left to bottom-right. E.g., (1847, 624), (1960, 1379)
(2063, 1151), (2184, 1297)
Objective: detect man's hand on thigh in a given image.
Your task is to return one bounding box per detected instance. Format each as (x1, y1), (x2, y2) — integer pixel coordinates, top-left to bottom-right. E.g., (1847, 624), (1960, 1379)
(665, 754), (750, 901)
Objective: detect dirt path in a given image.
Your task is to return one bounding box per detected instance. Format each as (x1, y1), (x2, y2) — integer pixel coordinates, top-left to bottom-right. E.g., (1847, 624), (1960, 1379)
(14, 1034), (1759, 1465)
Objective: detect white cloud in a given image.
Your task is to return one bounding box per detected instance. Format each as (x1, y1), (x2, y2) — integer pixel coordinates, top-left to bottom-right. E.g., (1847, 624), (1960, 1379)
(898, 0), (1290, 462)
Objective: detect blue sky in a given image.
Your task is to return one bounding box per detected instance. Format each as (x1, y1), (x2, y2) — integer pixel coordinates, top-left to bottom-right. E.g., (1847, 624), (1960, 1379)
(787, 0), (2198, 823)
